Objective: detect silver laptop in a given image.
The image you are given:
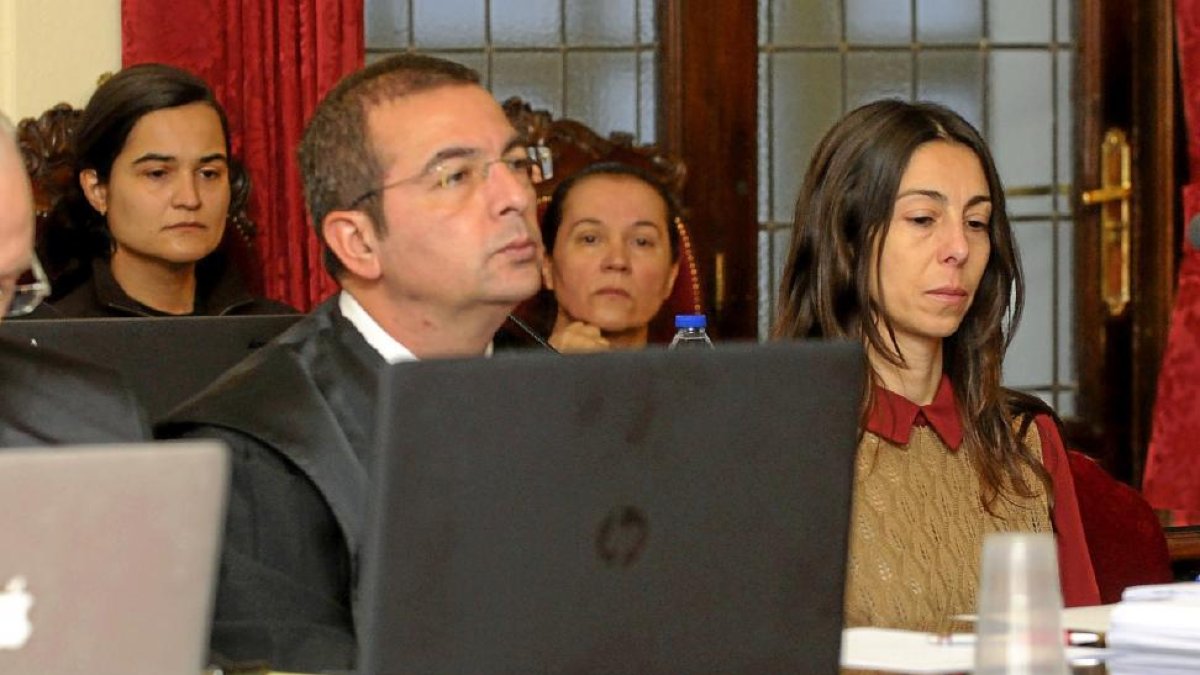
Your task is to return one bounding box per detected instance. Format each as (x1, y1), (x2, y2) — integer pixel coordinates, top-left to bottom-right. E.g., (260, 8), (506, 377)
(0, 442), (228, 675)
(360, 341), (864, 675)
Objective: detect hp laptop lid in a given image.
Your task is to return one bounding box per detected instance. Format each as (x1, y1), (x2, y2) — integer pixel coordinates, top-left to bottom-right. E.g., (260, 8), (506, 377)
(361, 341), (864, 675)
(0, 315), (299, 422)
(0, 442), (228, 675)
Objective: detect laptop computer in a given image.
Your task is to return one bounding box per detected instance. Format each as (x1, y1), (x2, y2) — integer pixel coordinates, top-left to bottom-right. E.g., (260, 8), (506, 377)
(360, 341), (864, 675)
(0, 315), (299, 422)
(0, 441), (228, 675)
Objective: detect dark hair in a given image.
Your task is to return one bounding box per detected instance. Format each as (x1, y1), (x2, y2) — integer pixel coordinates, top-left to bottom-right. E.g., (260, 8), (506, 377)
(298, 54), (481, 278)
(44, 64), (236, 284)
(773, 99), (1050, 509)
(76, 64), (231, 183)
(540, 161), (681, 262)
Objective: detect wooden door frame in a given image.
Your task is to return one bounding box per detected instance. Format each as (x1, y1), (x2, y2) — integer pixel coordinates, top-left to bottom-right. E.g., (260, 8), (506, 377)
(659, 1), (759, 340)
(1074, 0), (1179, 484)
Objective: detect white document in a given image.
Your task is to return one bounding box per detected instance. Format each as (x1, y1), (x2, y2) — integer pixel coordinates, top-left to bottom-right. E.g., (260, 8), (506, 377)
(1121, 581), (1200, 602)
(840, 627), (1110, 674)
(1062, 603), (1116, 634)
(841, 627), (975, 673)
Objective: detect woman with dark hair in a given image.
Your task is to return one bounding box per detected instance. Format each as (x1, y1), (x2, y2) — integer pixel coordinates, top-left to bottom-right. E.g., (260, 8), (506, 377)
(539, 162), (679, 352)
(774, 99), (1099, 630)
(43, 63), (292, 317)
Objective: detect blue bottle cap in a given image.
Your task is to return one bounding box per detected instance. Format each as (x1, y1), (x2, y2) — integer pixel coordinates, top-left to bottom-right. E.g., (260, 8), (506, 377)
(674, 314), (707, 329)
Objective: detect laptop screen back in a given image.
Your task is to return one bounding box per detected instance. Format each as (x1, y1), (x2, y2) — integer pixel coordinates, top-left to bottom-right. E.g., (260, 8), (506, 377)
(0, 442), (228, 675)
(360, 341), (864, 675)
(0, 315), (299, 422)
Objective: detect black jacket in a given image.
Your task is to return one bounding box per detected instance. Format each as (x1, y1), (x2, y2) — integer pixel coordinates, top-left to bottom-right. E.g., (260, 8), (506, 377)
(0, 334), (150, 446)
(43, 256), (295, 318)
(158, 298), (378, 672)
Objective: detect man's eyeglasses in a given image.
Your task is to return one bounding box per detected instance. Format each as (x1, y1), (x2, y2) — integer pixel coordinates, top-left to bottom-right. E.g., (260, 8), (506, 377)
(347, 144), (554, 212)
(1, 256), (51, 318)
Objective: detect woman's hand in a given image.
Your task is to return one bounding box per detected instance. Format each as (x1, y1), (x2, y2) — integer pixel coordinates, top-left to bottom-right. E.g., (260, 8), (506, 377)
(549, 321), (611, 353)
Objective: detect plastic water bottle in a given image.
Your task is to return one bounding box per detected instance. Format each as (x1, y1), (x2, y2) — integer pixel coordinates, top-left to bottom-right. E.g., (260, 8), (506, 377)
(669, 314), (714, 350)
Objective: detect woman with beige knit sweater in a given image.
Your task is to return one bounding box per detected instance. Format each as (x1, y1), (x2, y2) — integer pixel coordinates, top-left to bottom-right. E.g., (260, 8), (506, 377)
(773, 99), (1100, 632)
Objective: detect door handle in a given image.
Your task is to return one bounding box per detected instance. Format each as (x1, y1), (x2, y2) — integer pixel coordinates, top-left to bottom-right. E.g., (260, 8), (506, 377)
(1080, 128), (1132, 317)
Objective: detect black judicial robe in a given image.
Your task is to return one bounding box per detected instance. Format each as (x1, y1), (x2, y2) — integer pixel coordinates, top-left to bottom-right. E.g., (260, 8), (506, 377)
(159, 298), (379, 672)
(0, 334), (149, 446)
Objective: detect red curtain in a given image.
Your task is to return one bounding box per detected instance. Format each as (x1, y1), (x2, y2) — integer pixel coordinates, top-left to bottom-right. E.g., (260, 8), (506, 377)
(121, 0), (363, 310)
(1142, 1), (1200, 515)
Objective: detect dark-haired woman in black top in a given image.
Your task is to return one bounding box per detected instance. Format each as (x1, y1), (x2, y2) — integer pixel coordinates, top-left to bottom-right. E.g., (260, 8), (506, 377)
(41, 63), (292, 317)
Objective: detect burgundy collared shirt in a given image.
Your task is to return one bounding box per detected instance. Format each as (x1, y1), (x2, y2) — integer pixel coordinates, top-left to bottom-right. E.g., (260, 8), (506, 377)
(865, 374), (963, 450)
(864, 375), (1101, 608)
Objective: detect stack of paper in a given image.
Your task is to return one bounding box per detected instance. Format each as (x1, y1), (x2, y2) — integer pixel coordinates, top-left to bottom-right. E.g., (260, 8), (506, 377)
(1107, 582), (1200, 674)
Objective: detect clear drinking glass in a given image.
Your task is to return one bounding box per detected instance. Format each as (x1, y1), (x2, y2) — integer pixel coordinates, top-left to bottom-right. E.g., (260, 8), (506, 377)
(974, 532), (1070, 675)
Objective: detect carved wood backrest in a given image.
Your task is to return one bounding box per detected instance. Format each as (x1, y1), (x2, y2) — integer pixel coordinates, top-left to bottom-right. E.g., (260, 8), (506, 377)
(503, 98), (687, 198)
(17, 104), (87, 290)
(16, 103), (261, 294)
(17, 104), (80, 228)
(503, 97), (703, 342)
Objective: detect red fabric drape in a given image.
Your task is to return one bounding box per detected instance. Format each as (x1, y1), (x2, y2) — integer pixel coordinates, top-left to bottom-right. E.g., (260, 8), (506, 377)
(1142, 1), (1200, 513)
(121, 0), (363, 310)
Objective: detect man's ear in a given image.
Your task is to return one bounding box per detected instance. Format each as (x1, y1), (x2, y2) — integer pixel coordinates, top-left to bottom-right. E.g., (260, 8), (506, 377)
(79, 169), (108, 216)
(540, 255), (555, 290)
(323, 210), (382, 280)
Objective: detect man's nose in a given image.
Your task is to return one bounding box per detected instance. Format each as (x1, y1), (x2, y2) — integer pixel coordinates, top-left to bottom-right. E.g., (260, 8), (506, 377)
(485, 160), (534, 217)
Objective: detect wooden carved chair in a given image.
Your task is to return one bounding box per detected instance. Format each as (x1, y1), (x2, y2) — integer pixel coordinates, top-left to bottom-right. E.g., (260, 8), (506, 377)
(16, 103), (85, 291)
(503, 97), (702, 344)
(15, 103), (263, 299)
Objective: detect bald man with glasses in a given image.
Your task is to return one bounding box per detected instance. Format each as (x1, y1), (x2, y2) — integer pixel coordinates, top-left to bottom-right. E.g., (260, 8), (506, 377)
(159, 54), (550, 672)
(0, 112), (148, 445)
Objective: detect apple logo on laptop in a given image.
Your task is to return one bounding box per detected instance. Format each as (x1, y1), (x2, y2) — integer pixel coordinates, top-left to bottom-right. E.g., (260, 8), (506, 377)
(0, 576), (33, 650)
